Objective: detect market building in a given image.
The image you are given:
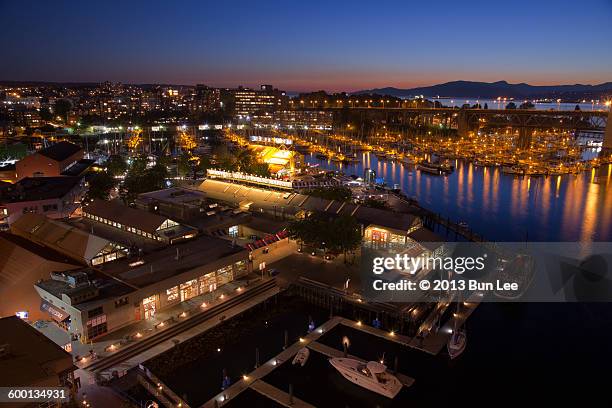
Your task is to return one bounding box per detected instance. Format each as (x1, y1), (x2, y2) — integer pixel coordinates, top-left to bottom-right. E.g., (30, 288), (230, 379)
(10, 213), (128, 266)
(82, 199), (198, 244)
(34, 235), (250, 342)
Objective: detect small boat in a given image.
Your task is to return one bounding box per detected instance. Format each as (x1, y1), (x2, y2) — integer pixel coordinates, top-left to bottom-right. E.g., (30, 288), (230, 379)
(329, 358), (403, 399)
(501, 165), (525, 175)
(447, 328), (467, 360)
(292, 347), (310, 367)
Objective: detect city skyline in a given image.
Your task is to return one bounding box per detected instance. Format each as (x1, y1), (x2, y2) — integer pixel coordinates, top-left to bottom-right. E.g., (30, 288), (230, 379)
(1, 0), (611, 91)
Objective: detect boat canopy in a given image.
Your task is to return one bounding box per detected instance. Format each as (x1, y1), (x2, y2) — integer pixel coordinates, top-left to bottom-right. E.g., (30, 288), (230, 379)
(367, 361), (387, 374)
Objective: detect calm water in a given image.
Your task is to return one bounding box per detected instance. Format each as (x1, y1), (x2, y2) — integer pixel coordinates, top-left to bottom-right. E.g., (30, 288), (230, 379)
(308, 153), (612, 242)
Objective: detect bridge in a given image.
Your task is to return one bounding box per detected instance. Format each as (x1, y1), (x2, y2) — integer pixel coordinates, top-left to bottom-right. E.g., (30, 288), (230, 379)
(295, 106), (611, 149)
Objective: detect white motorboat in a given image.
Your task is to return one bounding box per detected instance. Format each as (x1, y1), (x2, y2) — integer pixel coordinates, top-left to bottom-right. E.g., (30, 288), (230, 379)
(292, 347), (310, 367)
(329, 358), (402, 399)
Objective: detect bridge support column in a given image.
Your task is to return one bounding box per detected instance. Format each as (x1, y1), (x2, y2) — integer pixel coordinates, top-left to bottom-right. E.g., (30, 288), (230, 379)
(517, 128), (533, 150)
(457, 110), (469, 138)
(600, 108), (612, 160)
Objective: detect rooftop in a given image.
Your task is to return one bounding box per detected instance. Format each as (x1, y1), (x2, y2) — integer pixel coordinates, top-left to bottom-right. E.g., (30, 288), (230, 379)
(61, 158), (95, 176)
(137, 187), (208, 208)
(100, 235), (247, 288)
(37, 141), (82, 162)
(198, 179), (420, 232)
(84, 199), (170, 234)
(35, 268), (135, 311)
(11, 213), (122, 264)
(0, 316), (74, 387)
(0, 176), (81, 203)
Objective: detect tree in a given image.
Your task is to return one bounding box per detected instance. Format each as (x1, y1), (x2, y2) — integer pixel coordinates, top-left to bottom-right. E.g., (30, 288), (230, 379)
(119, 157), (168, 203)
(39, 107), (52, 121)
(248, 161), (271, 177)
(327, 215), (362, 263)
(53, 99), (72, 122)
(483, 103), (488, 110)
(505, 102), (517, 110)
(105, 155), (128, 177)
(288, 214), (361, 263)
(85, 170), (116, 201)
(575, 104), (581, 111)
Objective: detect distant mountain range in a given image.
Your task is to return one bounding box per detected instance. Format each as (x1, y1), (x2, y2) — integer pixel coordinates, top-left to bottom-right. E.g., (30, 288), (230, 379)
(353, 80), (612, 100)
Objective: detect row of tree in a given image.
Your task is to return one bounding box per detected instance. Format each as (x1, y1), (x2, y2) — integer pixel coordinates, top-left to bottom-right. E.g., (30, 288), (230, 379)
(287, 214), (362, 263)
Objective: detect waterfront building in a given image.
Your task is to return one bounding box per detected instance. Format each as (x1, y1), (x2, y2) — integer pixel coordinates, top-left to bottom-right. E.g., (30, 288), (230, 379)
(0, 176), (85, 230)
(0, 316), (77, 396)
(16, 141), (83, 179)
(34, 235), (250, 342)
(10, 213), (128, 266)
(197, 179), (423, 244)
(0, 231), (80, 321)
(82, 199), (198, 244)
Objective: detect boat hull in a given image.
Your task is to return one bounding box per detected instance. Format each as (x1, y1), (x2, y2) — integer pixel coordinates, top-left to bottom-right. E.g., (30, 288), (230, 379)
(329, 358), (402, 399)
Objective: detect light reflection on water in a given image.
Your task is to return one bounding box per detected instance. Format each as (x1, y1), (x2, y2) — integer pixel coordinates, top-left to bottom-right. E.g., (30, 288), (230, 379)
(308, 153), (612, 241)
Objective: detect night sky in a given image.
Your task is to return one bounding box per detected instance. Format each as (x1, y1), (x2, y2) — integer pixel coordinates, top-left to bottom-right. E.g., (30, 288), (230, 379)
(1, 0), (611, 91)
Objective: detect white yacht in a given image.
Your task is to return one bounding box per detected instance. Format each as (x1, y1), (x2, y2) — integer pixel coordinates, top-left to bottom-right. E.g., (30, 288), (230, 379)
(292, 347), (310, 366)
(329, 358), (402, 399)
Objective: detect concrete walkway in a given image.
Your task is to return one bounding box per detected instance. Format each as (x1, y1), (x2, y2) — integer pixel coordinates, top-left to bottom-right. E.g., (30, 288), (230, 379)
(73, 274), (265, 368)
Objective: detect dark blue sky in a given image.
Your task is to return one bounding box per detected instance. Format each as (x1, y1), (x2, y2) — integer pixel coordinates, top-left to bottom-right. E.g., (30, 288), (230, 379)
(1, 0), (611, 91)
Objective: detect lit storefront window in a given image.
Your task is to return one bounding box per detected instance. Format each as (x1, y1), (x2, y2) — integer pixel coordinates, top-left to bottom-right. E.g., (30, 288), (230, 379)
(166, 286), (179, 303)
(180, 279), (198, 301)
(199, 272), (217, 294)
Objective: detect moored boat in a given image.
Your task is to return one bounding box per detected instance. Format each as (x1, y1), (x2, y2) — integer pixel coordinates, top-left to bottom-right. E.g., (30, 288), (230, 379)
(447, 328), (467, 360)
(329, 358), (403, 398)
(292, 347), (310, 367)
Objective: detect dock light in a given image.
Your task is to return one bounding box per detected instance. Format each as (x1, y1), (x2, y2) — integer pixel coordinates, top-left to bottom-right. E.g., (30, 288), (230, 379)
(243, 375), (249, 380)
(217, 348), (221, 352)
(299, 337), (305, 342)
(180, 312), (187, 318)
(356, 298), (362, 303)
(159, 322), (165, 327)
(201, 302), (207, 308)
(357, 320), (362, 326)
(311, 251), (316, 256)
(453, 313), (459, 318)
(318, 328), (324, 334)
(236, 287), (243, 292)
(135, 332), (142, 338)
(220, 294), (225, 299)
(389, 331), (395, 336)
